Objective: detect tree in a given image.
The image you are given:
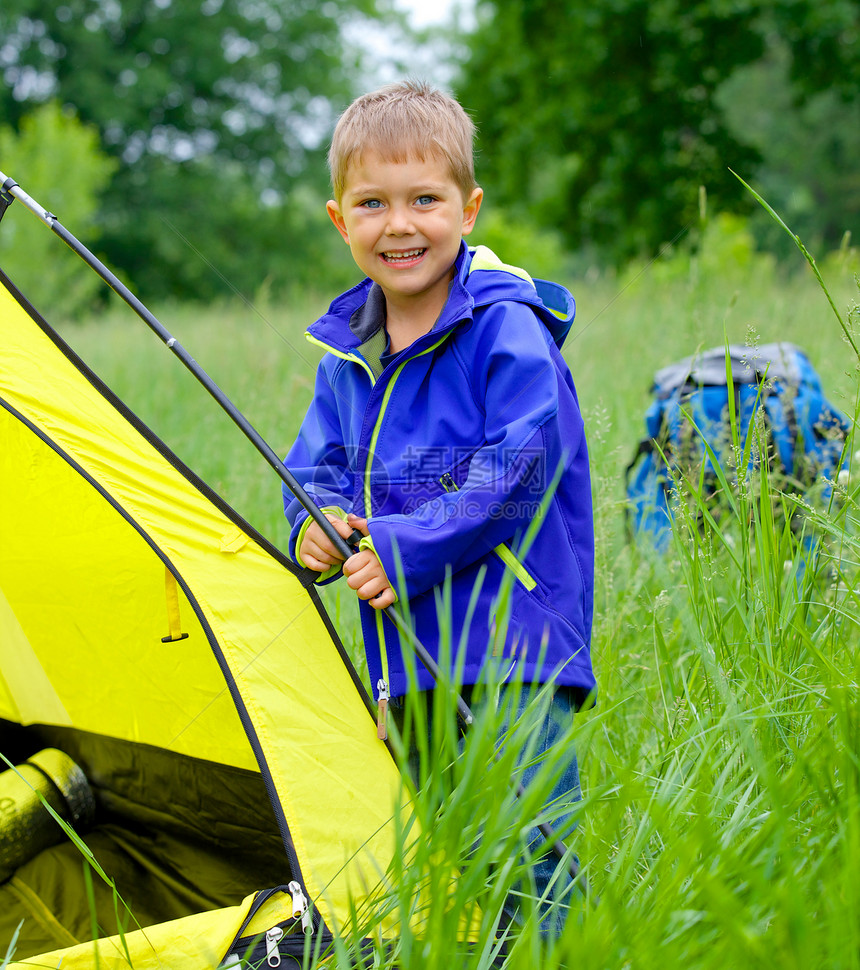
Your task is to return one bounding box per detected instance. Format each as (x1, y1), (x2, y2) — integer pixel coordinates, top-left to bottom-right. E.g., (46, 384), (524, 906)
(0, 0), (382, 300)
(717, 34), (860, 256)
(457, 0), (764, 261)
(455, 0), (859, 263)
(0, 102), (116, 318)
(773, 0), (860, 97)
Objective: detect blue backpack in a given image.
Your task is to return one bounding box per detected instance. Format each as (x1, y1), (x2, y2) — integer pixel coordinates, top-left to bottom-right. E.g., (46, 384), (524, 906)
(625, 343), (851, 546)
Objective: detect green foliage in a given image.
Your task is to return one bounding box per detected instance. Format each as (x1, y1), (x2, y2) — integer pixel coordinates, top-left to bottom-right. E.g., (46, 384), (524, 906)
(470, 205), (570, 281)
(0, 0), (368, 169)
(717, 37), (860, 257)
(457, 0), (764, 262)
(96, 159), (359, 303)
(620, 208), (776, 292)
(0, 921), (22, 968)
(333, 672), (587, 968)
(457, 0), (860, 266)
(3, 0), (856, 298)
(0, 101), (116, 319)
(772, 0), (860, 97)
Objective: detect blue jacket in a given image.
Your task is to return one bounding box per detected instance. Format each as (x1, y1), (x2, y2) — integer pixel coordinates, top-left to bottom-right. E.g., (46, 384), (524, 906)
(284, 243), (595, 701)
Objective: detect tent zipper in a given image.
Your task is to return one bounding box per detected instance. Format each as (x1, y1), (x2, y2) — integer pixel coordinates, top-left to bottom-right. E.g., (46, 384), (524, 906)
(261, 883), (311, 969)
(220, 885), (287, 963)
(288, 879), (313, 935)
(264, 926), (284, 967)
(220, 884), (318, 968)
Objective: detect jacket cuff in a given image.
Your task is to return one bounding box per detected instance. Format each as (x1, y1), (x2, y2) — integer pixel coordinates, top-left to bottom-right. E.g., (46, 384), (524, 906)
(295, 506), (349, 582)
(358, 532), (398, 604)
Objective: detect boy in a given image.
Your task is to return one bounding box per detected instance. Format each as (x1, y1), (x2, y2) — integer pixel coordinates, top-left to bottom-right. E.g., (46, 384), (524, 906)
(283, 80), (595, 931)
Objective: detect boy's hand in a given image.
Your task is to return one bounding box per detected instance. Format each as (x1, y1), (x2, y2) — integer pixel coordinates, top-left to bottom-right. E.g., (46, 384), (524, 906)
(298, 514), (356, 572)
(342, 514), (396, 610)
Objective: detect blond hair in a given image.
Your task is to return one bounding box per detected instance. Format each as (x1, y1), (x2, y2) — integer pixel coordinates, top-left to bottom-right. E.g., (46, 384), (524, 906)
(328, 80), (477, 202)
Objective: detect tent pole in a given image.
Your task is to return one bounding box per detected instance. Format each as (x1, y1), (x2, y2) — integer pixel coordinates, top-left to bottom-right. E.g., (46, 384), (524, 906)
(0, 171), (584, 885)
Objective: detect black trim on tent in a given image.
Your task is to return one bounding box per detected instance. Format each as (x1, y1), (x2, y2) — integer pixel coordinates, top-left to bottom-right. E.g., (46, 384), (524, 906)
(0, 266), (376, 721)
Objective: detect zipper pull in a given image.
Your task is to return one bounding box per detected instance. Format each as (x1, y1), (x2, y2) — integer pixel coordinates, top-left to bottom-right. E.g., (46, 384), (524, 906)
(288, 880), (313, 935)
(376, 679), (389, 741)
(440, 472), (457, 492)
(265, 926), (284, 967)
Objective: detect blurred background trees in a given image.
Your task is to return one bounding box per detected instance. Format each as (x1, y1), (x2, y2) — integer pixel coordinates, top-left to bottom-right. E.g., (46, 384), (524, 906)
(458, 0), (859, 266)
(458, 0), (765, 261)
(0, 0), (383, 306)
(0, 0), (857, 316)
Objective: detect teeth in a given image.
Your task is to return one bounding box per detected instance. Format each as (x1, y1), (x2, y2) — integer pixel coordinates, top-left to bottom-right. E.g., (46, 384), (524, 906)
(383, 249), (424, 260)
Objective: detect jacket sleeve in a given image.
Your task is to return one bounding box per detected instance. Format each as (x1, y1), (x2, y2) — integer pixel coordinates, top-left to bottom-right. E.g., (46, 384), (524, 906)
(365, 301), (584, 600)
(282, 359), (356, 571)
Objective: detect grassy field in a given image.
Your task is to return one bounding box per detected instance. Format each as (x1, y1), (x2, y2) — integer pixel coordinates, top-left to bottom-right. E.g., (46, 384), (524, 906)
(32, 218), (860, 968)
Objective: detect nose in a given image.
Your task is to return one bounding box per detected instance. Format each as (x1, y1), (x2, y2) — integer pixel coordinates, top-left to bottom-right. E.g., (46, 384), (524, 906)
(385, 204), (414, 236)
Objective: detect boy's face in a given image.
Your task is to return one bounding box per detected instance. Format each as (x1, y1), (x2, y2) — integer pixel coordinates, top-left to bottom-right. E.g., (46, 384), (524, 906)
(326, 150), (482, 319)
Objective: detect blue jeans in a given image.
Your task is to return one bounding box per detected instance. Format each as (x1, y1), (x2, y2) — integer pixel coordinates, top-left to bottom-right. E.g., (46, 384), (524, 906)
(390, 683), (581, 939)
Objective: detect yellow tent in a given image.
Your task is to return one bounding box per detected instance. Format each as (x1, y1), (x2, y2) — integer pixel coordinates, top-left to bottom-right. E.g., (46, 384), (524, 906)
(0, 267), (408, 967)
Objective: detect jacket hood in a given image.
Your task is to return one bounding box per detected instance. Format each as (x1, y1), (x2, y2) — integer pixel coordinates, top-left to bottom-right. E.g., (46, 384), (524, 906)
(460, 244), (575, 350)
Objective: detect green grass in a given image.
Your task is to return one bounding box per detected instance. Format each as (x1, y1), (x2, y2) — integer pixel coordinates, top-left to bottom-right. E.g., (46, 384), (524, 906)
(29, 215), (860, 968)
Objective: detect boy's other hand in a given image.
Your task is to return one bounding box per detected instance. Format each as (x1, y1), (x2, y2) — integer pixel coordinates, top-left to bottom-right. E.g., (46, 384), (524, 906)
(299, 514), (355, 572)
(343, 514), (396, 610)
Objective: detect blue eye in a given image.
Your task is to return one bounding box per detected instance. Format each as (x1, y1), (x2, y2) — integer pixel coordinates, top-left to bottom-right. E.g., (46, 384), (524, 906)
(416, 195), (436, 206)
(361, 199), (383, 209)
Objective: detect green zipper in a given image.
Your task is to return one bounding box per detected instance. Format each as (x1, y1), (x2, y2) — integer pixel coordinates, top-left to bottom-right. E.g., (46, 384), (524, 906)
(361, 333), (454, 700)
(492, 542), (537, 591)
(440, 474), (537, 591)
(305, 330), (390, 714)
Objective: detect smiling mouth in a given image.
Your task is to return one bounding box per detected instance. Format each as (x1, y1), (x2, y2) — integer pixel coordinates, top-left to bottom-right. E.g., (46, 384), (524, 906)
(380, 248), (426, 264)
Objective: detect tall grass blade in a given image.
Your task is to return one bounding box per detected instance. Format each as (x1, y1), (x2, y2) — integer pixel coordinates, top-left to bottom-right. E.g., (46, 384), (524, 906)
(0, 922), (23, 969)
(731, 169), (859, 361)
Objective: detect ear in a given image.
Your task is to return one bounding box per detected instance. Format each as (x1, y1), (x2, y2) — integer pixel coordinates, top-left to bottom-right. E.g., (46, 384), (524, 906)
(461, 186), (483, 237)
(326, 200), (350, 244)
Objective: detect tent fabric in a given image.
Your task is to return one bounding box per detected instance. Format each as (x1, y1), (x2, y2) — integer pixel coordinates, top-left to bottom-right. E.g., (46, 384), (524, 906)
(0, 269), (410, 965)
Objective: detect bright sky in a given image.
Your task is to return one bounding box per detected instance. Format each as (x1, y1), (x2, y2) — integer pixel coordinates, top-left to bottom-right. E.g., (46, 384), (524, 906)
(356, 0), (476, 88)
(395, 0), (461, 27)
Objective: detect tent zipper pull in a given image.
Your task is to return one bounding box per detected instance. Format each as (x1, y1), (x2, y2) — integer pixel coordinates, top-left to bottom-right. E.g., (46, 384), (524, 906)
(376, 679), (389, 740)
(288, 880), (313, 935)
(264, 926), (284, 967)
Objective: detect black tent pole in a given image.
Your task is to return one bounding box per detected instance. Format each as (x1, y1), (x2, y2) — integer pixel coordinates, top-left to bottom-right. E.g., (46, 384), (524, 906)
(0, 171), (584, 884)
